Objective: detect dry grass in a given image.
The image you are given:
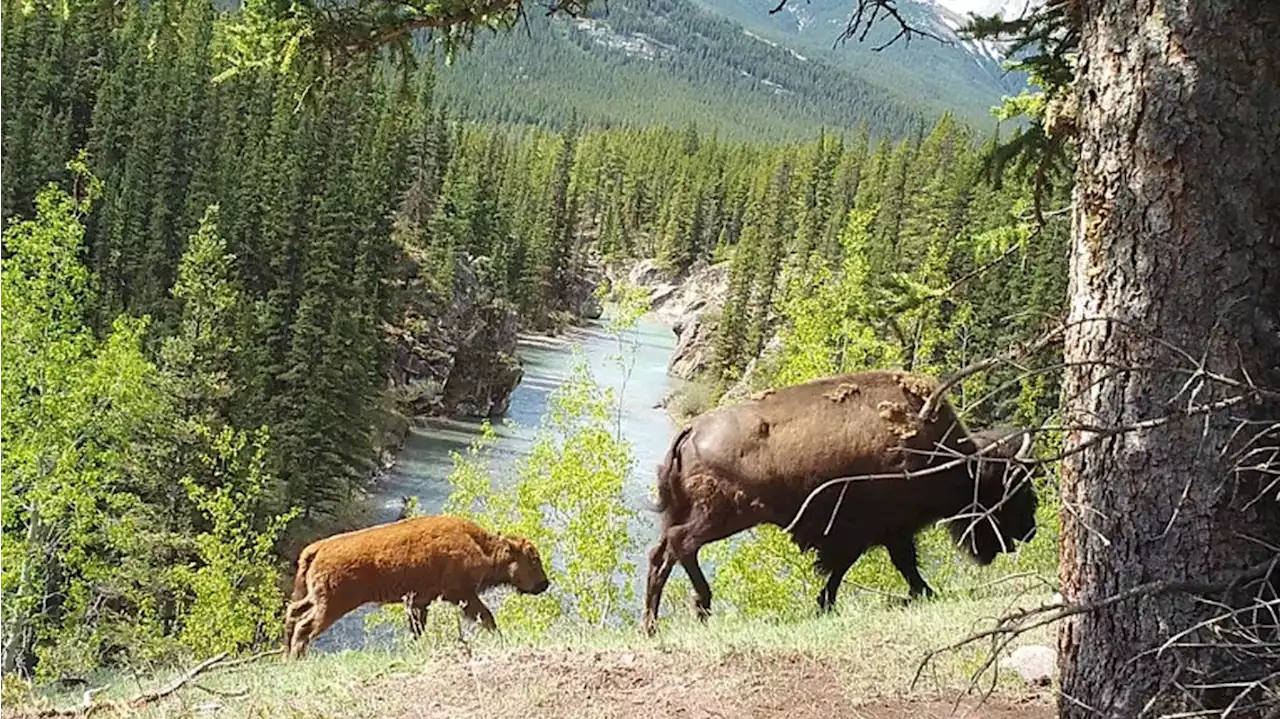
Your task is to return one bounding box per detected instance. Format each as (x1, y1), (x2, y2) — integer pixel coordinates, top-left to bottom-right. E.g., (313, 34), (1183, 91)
(7, 590), (1059, 718)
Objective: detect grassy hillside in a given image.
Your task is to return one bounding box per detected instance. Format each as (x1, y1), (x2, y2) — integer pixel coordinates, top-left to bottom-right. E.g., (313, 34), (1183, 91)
(6, 591), (1057, 718)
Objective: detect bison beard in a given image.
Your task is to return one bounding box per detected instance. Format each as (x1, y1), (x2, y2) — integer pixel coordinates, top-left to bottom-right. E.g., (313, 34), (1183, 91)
(641, 370), (1039, 635)
(283, 515), (551, 658)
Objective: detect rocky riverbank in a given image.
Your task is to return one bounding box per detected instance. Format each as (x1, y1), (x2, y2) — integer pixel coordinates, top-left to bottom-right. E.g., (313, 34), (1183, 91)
(386, 255), (525, 422)
(606, 257), (788, 423)
(379, 251), (608, 464)
(605, 259), (733, 422)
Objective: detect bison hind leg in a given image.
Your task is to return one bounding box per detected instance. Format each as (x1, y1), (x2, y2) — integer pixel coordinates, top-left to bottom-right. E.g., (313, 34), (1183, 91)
(680, 551), (712, 620)
(283, 596), (313, 655)
(642, 534), (676, 636)
(644, 517), (752, 634)
(287, 597), (340, 660)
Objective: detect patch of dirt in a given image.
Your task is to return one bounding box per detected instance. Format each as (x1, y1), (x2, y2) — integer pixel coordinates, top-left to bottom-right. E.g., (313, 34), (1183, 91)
(375, 648), (1054, 719)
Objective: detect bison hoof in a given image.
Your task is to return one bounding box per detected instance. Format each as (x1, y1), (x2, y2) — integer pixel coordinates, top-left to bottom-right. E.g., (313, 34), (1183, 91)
(688, 595), (711, 621)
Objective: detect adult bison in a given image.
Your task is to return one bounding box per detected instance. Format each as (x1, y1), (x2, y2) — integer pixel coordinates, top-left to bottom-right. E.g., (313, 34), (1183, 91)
(283, 515), (550, 658)
(641, 369), (1039, 634)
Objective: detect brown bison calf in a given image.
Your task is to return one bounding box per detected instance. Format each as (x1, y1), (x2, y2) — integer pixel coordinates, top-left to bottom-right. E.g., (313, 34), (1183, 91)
(283, 515), (550, 658)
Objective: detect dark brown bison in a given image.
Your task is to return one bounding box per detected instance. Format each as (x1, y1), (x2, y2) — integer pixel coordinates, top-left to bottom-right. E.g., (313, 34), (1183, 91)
(641, 369), (1039, 634)
(283, 515), (550, 658)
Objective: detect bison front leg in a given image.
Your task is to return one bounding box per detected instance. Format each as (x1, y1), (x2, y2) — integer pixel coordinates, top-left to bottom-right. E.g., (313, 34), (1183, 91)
(816, 545), (865, 613)
(885, 536), (934, 600)
(458, 593), (497, 631)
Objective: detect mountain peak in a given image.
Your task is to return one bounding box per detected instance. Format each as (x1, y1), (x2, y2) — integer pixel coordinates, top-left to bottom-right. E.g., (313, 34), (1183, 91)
(693, 0), (1029, 115)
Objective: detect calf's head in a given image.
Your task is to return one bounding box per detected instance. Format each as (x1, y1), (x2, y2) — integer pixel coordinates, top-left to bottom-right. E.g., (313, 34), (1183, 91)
(949, 429), (1040, 565)
(499, 536), (551, 594)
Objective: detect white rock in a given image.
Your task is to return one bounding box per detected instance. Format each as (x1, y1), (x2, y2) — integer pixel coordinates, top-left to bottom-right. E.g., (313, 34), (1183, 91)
(999, 644), (1056, 685)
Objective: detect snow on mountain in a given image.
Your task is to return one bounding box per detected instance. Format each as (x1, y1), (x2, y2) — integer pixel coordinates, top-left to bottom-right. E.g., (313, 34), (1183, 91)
(928, 0), (1043, 62)
(933, 0), (1038, 18)
(692, 0), (1032, 123)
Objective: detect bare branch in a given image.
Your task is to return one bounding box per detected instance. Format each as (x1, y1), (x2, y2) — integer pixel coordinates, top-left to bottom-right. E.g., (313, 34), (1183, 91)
(769, 0), (950, 51)
(27, 650), (283, 717)
(918, 322), (1066, 423)
(909, 559), (1279, 693)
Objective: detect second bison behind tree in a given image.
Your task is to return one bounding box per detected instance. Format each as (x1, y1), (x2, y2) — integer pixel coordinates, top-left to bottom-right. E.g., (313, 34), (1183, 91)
(642, 369), (1040, 634)
(283, 515), (550, 658)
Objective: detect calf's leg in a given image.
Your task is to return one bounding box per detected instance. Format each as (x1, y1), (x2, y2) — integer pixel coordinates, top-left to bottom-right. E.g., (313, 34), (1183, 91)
(407, 600), (428, 638)
(885, 536), (934, 599)
(458, 593), (497, 631)
(283, 597), (311, 653)
(289, 598), (345, 660)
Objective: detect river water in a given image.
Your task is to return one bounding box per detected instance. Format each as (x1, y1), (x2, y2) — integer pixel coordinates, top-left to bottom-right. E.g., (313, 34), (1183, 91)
(313, 313), (681, 652)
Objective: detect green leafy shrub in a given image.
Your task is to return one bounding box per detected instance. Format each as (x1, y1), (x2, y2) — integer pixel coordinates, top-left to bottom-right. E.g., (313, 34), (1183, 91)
(443, 354), (639, 636)
(438, 287), (653, 638)
(173, 426), (300, 658)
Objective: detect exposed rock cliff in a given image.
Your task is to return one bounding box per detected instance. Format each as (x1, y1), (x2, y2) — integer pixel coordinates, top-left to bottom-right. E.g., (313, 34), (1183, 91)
(607, 259), (731, 382)
(386, 254), (524, 421)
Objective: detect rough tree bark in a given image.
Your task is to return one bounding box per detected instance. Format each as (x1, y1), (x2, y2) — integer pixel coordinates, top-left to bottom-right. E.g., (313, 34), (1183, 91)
(1059, 1), (1280, 718)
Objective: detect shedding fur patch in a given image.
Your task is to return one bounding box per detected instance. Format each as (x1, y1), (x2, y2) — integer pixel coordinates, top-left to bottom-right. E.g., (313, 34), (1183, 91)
(756, 419), (770, 438)
(895, 372), (938, 402)
(878, 400), (919, 440)
(750, 388), (776, 401)
(822, 382), (861, 403)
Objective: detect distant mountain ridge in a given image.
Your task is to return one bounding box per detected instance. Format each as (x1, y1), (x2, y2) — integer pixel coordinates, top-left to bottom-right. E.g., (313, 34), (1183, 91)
(422, 0), (1033, 141)
(432, 0), (931, 142)
(690, 0), (1029, 124)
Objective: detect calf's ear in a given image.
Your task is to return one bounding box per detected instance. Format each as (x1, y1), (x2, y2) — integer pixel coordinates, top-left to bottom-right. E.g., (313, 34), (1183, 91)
(495, 535), (529, 565)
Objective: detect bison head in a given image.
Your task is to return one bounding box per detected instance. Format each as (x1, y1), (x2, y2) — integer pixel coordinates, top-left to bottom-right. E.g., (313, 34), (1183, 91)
(949, 428), (1040, 565)
(501, 536), (551, 594)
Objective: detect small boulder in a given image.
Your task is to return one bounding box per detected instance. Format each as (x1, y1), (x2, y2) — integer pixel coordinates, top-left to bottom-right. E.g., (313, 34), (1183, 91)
(999, 644), (1056, 686)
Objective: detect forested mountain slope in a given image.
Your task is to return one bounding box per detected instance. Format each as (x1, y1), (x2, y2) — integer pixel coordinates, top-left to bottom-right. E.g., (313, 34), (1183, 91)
(196, 0), (1022, 138)
(693, 0), (1028, 127)
(429, 0), (1018, 139)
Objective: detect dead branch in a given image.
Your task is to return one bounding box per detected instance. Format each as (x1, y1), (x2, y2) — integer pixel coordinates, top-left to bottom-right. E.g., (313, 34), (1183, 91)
(193, 683), (251, 698)
(908, 558), (1279, 693)
(25, 649), (282, 717)
(918, 322), (1067, 423)
(1029, 395), (1249, 464)
(767, 0), (950, 51)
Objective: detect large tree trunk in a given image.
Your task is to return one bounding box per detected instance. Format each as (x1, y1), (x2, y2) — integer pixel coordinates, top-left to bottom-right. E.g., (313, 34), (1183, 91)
(1059, 1), (1280, 717)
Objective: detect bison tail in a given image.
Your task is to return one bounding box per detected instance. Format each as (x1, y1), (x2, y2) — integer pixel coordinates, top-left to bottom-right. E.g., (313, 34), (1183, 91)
(651, 425), (693, 515)
(290, 544), (318, 602)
